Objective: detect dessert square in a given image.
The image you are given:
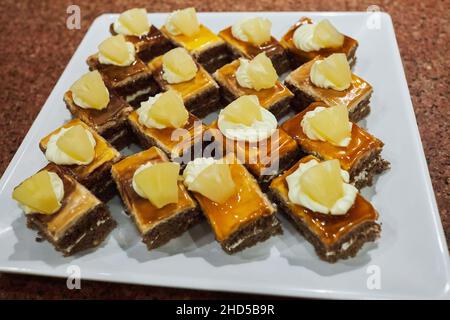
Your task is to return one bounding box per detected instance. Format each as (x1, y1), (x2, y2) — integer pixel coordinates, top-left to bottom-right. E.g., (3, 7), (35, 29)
(87, 54), (160, 108)
(218, 26), (290, 75)
(161, 24), (233, 73)
(269, 155), (381, 263)
(213, 59), (294, 119)
(63, 90), (134, 150)
(184, 155), (282, 254)
(111, 147), (202, 250)
(284, 57), (372, 122)
(128, 111), (208, 165)
(110, 24), (174, 63)
(39, 119), (122, 201)
(208, 121), (300, 189)
(148, 55), (220, 117)
(281, 102), (390, 189)
(13, 164), (117, 256)
(280, 17), (358, 69)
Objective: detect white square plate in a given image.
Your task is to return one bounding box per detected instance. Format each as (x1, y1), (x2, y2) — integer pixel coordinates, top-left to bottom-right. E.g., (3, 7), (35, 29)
(0, 12), (449, 300)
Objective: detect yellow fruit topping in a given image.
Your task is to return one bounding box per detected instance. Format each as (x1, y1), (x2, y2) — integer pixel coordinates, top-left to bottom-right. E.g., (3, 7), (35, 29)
(56, 125), (95, 164)
(148, 91), (189, 128)
(162, 48), (198, 83)
(315, 53), (352, 90)
(221, 95), (263, 126)
(313, 19), (344, 48)
(12, 171), (62, 215)
(117, 8), (150, 36)
(169, 8), (200, 37)
(299, 159), (344, 208)
(98, 35), (135, 66)
(190, 163), (236, 204)
(247, 53), (278, 90)
(134, 162), (180, 209)
(308, 105), (352, 146)
(70, 71), (110, 110)
(241, 17), (272, 45)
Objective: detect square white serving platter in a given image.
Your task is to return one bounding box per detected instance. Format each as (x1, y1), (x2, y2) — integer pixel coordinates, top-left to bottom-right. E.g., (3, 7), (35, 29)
(0, 12), (449, 300)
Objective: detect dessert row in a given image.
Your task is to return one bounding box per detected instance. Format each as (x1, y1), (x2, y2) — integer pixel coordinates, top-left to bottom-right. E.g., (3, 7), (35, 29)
(11, 8), (389, 263)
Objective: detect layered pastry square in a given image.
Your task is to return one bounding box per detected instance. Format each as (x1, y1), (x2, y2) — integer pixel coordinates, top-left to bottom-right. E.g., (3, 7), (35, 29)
(127, 90), (208, 164)
(39, 119), (122, 201)
(160, 8), (233, 72)
(183, 154), (282, 254)
(12, 164), (117, 256)
(213, 53), (294, 119)
(63, 70), (134, 149)
(148, 48), (221, 117)
(269, 155), (381, 263)
(285, 54), (372, 122)
(281, 103), (389, 189)
(110, 8), (174, 63)
(111, 147), (202, 250)
(280, 17), (358, 69)
(87, 35), (160, 107)
(218, 17), (290, 74)
(208, 95), (300, 189)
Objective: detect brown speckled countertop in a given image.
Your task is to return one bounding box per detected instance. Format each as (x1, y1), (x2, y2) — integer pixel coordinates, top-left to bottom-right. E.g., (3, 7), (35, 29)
(0, 0), (448, 299)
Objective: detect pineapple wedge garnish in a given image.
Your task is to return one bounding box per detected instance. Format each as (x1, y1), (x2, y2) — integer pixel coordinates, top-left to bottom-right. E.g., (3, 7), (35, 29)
(162, 48), (198, 82)
(308, 105), (352, 146)
(316, 53), (352, 91)
(241, 17), (272, 45)
(118, 8), (150, 36)
(70, 71), (109, 110)
(56, 125), (95, 164)
(313, 19), (344, 48)
(221, 95), (263, 126)
(148, 90), (189, 128)
(98, 35), (134, 66)
(170, 8), (200, 37)
(247, 53), (278, 90)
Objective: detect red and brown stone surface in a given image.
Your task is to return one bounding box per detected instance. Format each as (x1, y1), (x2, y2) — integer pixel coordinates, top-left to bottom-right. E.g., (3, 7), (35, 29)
(0, 0), (448, 299)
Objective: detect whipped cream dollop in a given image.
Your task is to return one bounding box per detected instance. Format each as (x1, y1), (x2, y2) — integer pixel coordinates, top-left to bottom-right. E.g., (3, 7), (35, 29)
(293, 24), (322, 52)
(113, 11), (151, 36)
(310, 59), (350, 91)
(286, 159), (358, 215)
(98, 41), (136, 67)
(132, 162), (153, 198)
(218, 105), (277, 143)
(137, 94), (168, 129)
(235, 58), (253, 89)
(20, 172), (64, 214)
(45, 127), (96, 165)
(301, 106), (352, 147)
(183, 157), (217, 189)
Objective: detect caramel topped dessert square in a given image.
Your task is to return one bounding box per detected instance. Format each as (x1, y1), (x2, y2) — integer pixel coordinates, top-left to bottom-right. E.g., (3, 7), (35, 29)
(285, 55), (372, 122)
(12, 164), (116, 256)
(111, 147), (201, 250)
(269, 155), (380, 263)
(281, 103), (389, 189)
(280, 17), (358, 69)
(39, 119), (121, 201)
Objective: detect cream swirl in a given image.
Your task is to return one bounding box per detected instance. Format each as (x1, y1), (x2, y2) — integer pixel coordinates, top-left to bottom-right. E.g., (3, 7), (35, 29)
(234, 58), (253, 89)
(182, 157), (217, 189)
(132, 162), (153, 198)
(293, 24), (322, 52)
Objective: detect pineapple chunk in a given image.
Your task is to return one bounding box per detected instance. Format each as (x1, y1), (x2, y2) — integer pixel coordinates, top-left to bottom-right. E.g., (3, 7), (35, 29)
(316, 53), (352, 90)
(134, 162), (180, 209)
(221, 95), (263, 126)
(190, 163), (236, 204)
(309, 105), (351, 146)
(313, 19), (344, 48)
(299, 160), (344, 208)
(148, 91), (189, 128)
(12, 171), (61, 214)
(70, 71), (109, 110)
(171, 8), (200, 37)
(247, 53), (278, 90)
(162, 48), (198, 82)
(98, 35), (134, 66)
(118, 8), (150, 36)
(241, 17), (272, 45)
(56, 125), (95, 163)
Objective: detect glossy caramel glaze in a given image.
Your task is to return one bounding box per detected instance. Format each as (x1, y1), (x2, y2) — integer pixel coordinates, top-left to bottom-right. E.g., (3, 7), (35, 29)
(39, 118), (121, 179)
(280, 17), (358, 62)
(128, 111), (205, 156)
(64, 91), (133, 131)
(111, 147), (196, 234)
(218, 26), (285, 59)
(270, 155), (378, 246)
(113, 25), (168, 49)
(215, 60), (293, 108)
(209, 121), (298, 177)
(281, 102), (383, 170)
(287, 58), (372, 109)
(30, 164), (100, 240)
(149, 56), (217, 101)
(192, 157), (275, 241)
(161, 24), (223, 54)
